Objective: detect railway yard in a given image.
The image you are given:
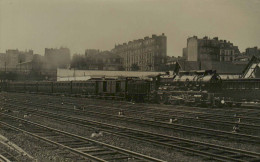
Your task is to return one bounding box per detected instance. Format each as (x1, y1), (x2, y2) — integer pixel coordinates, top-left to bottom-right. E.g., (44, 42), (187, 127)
(0, 92), (260, 162)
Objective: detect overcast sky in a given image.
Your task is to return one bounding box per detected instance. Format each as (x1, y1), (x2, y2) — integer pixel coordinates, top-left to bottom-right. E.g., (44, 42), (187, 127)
(0, 0), (259, 56)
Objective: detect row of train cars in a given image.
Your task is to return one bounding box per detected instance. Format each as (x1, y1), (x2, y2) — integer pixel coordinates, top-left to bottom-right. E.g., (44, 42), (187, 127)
(1, 70), (260, 107)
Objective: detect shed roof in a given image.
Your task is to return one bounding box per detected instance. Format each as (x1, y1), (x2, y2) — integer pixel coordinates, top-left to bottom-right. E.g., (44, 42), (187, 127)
(177, 61), (247, 74)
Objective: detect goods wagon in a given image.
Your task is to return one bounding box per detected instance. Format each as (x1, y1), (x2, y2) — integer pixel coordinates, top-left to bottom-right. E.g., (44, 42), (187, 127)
(127, 79), (153, 102)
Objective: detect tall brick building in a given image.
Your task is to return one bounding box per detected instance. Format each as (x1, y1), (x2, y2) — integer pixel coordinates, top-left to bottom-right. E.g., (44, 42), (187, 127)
(112, 33), (167, 71)
(185, 36), (240, 62)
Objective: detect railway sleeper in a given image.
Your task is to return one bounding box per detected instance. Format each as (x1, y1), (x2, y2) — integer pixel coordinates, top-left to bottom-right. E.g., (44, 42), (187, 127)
(63, 153), (81, 159)
(89, 151), (118, 156)
(80, 148), (107, 153)
(103, 155), (131, 161)
(67, 143), (92, 148)
(76, 146), (101, 151)
(210, 150), (235, 156)
(69, 143), (97, 149)
(228, 154), (255, 160)
(177, 143), (194, 148)
(57, 140), (83, 145)
(156, 139), (173, 143)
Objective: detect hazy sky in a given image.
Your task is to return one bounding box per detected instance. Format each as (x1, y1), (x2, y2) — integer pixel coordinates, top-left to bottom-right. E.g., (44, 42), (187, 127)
(0, 0), (260, 56)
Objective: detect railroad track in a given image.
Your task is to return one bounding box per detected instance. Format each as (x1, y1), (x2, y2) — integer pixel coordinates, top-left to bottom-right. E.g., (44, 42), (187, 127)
(2, 92), (260, 125)
(5, 100), (260, 145)
(1, 94), (260, 143)
(0, 113), (165, 162)
(2, 107), (260, 162)
(18, 92), (260, 124)
(7, 95), (260, 135)
(1, 93), (259, 161)
(78, 103), (260, 132)
(0, 130), (34, 162)
(0, 148), (17, 162)
(2, 93), (260, 129)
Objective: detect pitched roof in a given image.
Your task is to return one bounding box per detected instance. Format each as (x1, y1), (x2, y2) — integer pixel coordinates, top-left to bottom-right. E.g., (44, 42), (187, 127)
(242, 56), (260, 78)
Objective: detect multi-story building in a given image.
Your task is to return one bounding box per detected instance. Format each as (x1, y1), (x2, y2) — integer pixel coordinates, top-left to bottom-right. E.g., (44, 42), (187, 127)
(182, 48), (187, 60)
(44, 47), (71, 68)
(245, 47), (260, 57)
(71, 50), (123, 71)
(15, 54), (57, 81)
(186, 36), (240, 62)
(0, 53), (6, 71)
(219, 47), (238, 62)
(112, 33), (167, 71)
(85, 49), (100, 57)
(0, 49), (34, 71)
(85, 51), (123, 70)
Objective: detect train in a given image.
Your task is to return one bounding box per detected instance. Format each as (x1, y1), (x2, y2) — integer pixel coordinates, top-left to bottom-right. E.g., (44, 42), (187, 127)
(1, 70), (260, 107)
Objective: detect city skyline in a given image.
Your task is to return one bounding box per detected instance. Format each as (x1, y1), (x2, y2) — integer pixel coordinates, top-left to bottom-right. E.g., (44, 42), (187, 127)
(0, 0), (260, 56)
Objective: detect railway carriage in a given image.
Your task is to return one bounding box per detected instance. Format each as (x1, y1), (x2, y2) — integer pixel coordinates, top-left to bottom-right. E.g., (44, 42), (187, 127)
(24, 82), (38, 93)
(0, 81), (7, 91)
(1, 70), (260, 108)
(7, 82), (26, 92)
(71, 81), (96, 96)
(53, 81), (71, 95)
(221, 78), (260, 105)
(37, 81), (53, 94)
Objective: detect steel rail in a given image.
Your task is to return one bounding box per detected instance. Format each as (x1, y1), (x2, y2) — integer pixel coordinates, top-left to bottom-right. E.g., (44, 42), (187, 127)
(1, 109), (259, 162)
(0, 114), (165, 162)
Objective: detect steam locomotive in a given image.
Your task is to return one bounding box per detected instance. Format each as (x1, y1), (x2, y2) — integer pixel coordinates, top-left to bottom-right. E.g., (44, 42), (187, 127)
(156, 70), (260, 107)
(156, 70), (222, 106)
(1, 70), (259, 107)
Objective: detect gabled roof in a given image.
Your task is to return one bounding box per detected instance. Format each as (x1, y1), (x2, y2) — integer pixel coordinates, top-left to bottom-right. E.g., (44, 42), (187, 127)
(242, 56), (260, 78)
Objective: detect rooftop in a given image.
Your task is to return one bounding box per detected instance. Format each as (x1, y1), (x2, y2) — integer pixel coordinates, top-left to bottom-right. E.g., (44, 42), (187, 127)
(177, 61), (247, 74)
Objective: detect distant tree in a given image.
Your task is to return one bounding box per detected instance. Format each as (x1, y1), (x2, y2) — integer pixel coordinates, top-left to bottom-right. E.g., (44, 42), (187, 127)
(131, 63), (140, 71)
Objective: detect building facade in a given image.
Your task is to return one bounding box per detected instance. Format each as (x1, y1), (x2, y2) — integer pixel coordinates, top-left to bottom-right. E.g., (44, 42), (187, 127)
(112, 33), (167, 71)
(245, 47), (260, 57)
(15, 54), (57, 80)
(85, 51), (123, 71)
(0, 49), (34, 72)
(186, 36), (240, 62)
(71, 51), (123, 71)
(85, 49), (100, 57)
(44, 47), (71, 68)
(182, 48), (187, 60)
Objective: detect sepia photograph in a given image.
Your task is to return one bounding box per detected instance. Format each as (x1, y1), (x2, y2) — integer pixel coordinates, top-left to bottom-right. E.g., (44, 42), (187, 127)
(0, 0), (260, 161)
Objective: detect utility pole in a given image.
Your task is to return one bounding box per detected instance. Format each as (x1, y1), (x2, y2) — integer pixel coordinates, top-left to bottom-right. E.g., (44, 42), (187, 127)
(4, 61), (6, 73)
